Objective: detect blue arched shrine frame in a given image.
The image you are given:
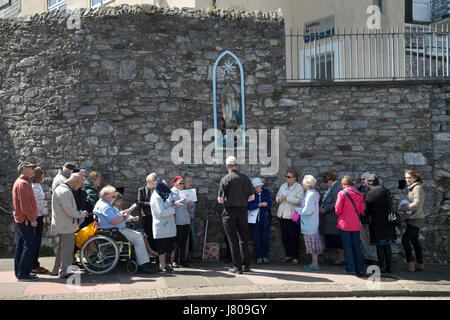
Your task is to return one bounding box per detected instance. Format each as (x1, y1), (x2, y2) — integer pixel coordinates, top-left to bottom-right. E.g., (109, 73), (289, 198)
(213, 50), (246, 150)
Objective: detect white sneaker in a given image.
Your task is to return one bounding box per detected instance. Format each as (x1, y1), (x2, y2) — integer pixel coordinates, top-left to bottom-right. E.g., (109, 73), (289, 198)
(256, 258), (263, 264)
(263, 257), (270, 264)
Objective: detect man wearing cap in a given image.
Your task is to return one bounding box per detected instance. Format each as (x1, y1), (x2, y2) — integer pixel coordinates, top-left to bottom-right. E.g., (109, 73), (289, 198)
(13, 162), (39, 281)
(218, 156), (256, 274)
(52, 162), (76, 192)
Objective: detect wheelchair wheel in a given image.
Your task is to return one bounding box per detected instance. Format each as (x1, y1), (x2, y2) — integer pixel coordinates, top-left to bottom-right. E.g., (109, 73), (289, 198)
(126, 260), (139, 274)
(80, 235), (120, 275)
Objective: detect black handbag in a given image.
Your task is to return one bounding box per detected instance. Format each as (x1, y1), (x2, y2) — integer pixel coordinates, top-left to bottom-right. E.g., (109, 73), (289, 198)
(385, 188), (401, 225)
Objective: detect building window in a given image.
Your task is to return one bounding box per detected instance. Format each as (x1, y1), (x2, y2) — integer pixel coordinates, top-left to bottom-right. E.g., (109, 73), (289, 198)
(48, 0), (66, 12)
(311, 53), (334, 80)
(91, 0), (114, 8)
(299, 40), (341, 81)
(373, 0), (386, 14)
(0, 0), (11, 10)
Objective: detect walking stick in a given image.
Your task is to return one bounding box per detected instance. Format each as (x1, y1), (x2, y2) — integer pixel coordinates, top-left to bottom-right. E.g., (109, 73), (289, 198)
(202, 216), (209, 262)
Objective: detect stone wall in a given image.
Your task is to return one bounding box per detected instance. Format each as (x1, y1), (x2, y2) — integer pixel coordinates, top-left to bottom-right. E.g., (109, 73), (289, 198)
(0, 5), (448, 263)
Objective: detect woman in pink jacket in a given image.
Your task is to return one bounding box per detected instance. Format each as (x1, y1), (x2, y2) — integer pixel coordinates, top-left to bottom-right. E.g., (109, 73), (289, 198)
(335, 176), (366, 275)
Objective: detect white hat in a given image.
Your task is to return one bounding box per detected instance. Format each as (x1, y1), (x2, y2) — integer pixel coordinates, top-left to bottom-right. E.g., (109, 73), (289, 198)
(252, 177), (264, 187)
(225, 156), (238, 165)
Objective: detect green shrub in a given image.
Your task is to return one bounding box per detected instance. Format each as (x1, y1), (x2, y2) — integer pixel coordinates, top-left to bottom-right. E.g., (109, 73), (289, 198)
(39, 245), (55, 257)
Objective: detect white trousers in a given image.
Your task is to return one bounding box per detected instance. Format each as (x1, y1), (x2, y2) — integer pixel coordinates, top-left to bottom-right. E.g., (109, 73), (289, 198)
(119, 228), (150, 266)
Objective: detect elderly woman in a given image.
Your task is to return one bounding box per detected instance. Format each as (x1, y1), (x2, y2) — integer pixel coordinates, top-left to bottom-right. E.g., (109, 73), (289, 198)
(84, 171), (102, 212)
(296, 175), (323, 271)
(31, 167), (50, 274)
(150, 178), (177, 273)
(247, 177), (272, 264)
(276, 169), (304, 264)
(170, 176), (193, 268)
(319, 171), (344, 265)
(335, 176), (365, 275)
(399, 169), (425, 272)
(364, 174), (396, 273)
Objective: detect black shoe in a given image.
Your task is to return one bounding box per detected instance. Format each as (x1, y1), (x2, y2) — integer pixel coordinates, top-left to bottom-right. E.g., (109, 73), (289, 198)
(228, 266), (243, 274)
(243, 265), (251, 272)
(18, 275), (39, 282)
(139, 263), (157, 274)
(160, 265), (173, 273)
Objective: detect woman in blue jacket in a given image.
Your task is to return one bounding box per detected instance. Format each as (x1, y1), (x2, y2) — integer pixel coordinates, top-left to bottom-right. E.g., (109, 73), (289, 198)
(248, 178), (272, 264)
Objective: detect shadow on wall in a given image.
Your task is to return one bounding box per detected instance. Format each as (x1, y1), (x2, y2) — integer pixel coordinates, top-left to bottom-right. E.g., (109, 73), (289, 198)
(0, 102), (20, 255)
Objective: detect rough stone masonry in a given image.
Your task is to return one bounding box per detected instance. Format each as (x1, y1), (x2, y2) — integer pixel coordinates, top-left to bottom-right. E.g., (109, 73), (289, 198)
(0, 5), (448, 263)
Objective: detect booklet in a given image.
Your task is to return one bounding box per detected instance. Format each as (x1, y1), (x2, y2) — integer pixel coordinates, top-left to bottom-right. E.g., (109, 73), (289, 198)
(399, 200), (413, 215)
(248, 209), (259, 224)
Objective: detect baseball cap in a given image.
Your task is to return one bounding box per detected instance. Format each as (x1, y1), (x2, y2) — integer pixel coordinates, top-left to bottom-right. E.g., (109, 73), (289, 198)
(63, 162), (77, 170)
(252, 178), (264, 187)
(18, 162), (37, 173)
(225, 156), (238, 165)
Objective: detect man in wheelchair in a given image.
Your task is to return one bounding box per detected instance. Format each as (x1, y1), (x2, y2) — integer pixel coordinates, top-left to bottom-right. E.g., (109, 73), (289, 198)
(93, 185), (156, 274)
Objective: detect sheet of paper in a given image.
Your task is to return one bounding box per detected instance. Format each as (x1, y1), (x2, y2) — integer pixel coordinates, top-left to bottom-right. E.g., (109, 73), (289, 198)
(248, 209), (259, 224)
(179, 188), (197, 202)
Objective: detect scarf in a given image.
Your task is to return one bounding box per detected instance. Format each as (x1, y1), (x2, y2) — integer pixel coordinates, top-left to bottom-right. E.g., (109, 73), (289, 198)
(155, 178), (172, 202)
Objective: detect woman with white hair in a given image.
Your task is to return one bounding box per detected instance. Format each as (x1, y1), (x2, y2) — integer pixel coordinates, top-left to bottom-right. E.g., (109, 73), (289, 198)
(296, 175), (323, 271)
(247, 177), (272, 264)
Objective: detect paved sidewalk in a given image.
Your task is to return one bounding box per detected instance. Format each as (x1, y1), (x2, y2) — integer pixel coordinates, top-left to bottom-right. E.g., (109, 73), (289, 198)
(0, 257), (449, 300)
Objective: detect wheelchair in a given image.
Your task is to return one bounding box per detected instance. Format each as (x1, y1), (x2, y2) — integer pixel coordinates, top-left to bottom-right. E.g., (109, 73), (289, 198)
(76, 218), (139, 275)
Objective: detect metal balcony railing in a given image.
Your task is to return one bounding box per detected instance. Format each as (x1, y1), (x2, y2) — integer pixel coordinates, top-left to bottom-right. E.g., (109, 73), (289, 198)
(285, 25), (450, 81)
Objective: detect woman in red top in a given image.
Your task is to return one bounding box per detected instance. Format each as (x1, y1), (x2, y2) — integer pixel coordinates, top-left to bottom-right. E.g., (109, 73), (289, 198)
(335, 176), (366, 275)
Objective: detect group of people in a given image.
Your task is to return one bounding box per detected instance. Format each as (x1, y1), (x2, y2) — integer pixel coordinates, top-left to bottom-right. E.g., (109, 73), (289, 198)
(218, 156), (425, 276)
(12, 161), (197, 281)
(12, 156), (425, 281)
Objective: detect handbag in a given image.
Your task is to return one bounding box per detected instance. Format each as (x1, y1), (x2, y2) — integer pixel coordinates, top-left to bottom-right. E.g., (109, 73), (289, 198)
(75, 221), (98, 249)
(385, 188), (401, 225)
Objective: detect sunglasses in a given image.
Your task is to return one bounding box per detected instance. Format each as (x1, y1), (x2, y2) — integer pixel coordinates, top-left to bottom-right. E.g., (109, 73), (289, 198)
(286, 176), (294, 179)
(360, 178), (365, 181)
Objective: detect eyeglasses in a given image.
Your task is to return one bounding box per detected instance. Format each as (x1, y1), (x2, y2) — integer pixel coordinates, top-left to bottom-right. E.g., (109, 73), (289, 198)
(178, 182), (185, 185)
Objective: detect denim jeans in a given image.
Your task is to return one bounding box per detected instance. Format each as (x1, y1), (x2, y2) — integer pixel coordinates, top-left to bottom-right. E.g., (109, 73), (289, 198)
(31, 216), (44, 270)
(339, 230), (365, 273)
(250, 221), (271, 259)
(14, 221), (36, 279)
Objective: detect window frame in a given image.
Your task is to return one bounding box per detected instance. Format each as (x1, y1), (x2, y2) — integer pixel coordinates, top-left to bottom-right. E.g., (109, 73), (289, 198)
(91, 0), (114, 8)
(299, 40), (342, 81)
(412, 0), (432, 22)
(0, 0), (11, 10)
(48, 0), (67, 12)
(372, 0), (386, 15)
